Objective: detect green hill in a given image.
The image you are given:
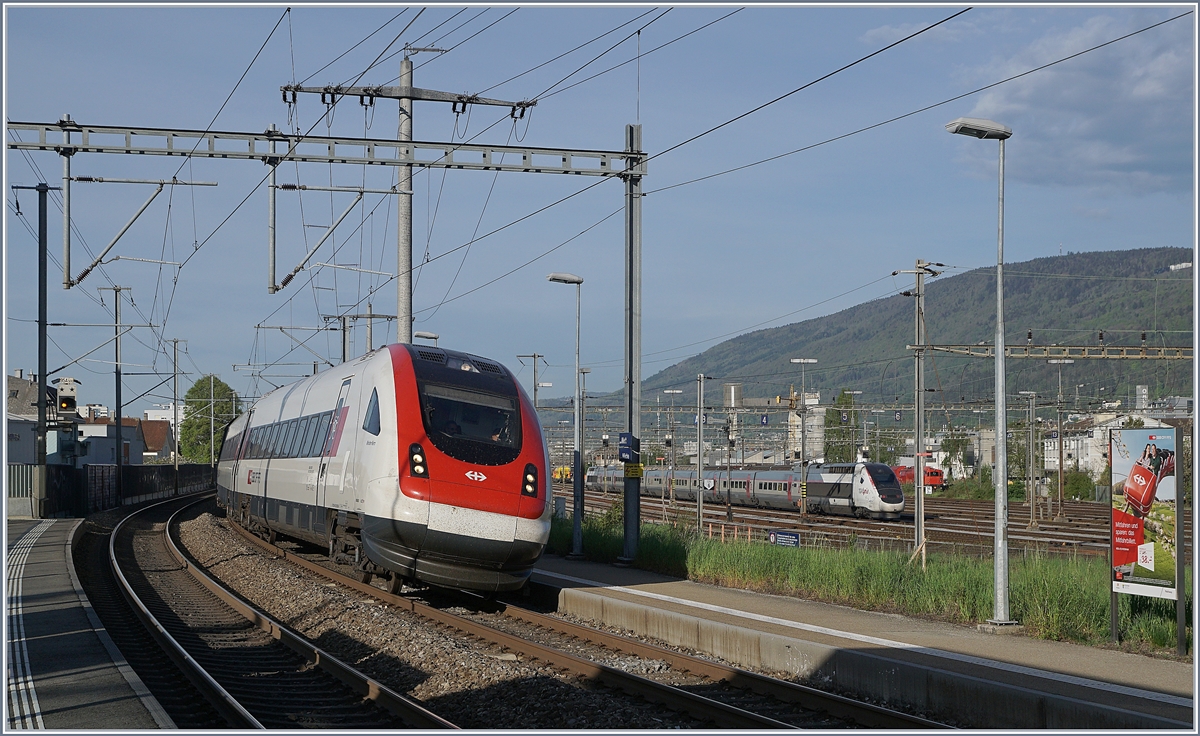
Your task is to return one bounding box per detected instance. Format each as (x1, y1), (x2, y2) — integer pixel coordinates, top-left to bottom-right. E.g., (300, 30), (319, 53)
(638, 247), (1193, 408)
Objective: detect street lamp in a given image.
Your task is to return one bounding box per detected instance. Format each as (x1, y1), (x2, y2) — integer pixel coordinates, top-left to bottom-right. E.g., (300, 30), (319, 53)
(946, 115), (1016, 626)
(790, 358), (817, 513)
(548, 272), (584, 558)
(414, 330), (439, 346)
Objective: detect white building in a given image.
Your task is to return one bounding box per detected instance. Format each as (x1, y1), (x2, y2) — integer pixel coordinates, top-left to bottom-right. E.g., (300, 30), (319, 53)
(144, 402), (183, 433)
(1044, 413), (1171, 479)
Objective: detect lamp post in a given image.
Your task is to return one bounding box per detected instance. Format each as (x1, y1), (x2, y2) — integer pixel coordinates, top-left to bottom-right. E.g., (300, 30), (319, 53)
(790, 358), (817, 514)
(664, 389), (682, 508)
(1049, 359), (1074, 521)
(414, 330), (439, 347)
(846, 390), (863, 462)
(1019, 391), (1037, 529)
(946, 115), (1016, 626)
(548, 272), (584, 558)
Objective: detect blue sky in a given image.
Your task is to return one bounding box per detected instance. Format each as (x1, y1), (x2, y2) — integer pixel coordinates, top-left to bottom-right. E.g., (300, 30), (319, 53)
(4, 4), (1194, 416)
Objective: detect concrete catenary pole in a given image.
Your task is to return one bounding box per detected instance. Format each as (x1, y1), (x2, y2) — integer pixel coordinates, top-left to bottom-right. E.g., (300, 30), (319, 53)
(37, 183), (49, 518)
(697, 374), (706, 529)
(397, 56), (414, 344)
(173, 339), (180, 496)
(914, 261), (927, 566)
(621, 124), (643, 563)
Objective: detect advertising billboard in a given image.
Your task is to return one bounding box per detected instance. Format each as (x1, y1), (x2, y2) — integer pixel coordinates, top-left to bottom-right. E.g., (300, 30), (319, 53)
(1109, 427), (1178, 600)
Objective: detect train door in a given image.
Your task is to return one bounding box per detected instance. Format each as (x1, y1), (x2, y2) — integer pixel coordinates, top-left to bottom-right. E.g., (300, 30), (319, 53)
(317, 378), (354, 510)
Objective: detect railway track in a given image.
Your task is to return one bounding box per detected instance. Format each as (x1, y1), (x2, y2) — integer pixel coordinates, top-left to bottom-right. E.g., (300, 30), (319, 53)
(109, 495), (453, 729)
(565, 485), (1191, 558)
(192, 498), (944, 729)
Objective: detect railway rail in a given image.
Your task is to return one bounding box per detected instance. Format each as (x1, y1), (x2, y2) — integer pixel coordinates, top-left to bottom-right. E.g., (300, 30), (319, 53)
(195, 497), (943, 728)
(563, 485), (1191, 558)
(110, 495), (453, 729)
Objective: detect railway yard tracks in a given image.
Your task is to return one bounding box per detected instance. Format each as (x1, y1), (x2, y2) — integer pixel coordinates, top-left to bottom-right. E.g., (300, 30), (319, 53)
(568, 486), (1190, 558)
(83, 496), (453, 729)
(162, 494), (944, 729)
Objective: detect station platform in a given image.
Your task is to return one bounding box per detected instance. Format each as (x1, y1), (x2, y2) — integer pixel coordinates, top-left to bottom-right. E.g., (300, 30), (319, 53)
(6, 519), (172, 729)
(532, 554), (1195, 729)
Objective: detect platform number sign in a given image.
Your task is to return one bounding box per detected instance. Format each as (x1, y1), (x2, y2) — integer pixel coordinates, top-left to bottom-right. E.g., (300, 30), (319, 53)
(841, 411), (849, 423)
(760, 414), (769, 426)
(895, 410), (902, 422)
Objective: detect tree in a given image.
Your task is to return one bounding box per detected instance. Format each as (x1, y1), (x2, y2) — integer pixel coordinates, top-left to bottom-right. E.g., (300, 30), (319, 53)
(179, 375), (242, 464)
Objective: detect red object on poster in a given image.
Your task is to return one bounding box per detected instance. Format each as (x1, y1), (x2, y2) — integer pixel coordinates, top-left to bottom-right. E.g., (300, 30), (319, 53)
(1124, 463), (1158, 517)
(1111, 507), (1144, 567)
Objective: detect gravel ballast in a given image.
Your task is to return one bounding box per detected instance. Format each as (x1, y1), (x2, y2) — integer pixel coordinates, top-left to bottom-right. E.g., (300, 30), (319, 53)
(178, 511), (701, 729)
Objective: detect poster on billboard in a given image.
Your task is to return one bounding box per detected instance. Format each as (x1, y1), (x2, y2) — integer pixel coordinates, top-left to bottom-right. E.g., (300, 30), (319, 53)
(1109, 427), (1178, 600)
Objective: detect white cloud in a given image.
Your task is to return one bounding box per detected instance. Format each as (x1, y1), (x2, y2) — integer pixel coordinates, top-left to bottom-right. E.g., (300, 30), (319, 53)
(956, 11), (1193, 194)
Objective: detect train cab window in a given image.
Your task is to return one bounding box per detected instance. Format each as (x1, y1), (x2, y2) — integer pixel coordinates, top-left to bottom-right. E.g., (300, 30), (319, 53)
(362, 388), (381, 436)
(418, 382), (521, 466)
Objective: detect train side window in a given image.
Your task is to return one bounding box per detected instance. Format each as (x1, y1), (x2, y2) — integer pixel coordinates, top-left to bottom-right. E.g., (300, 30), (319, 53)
(310, 411), (334, 457)
(262, 423), (279, 459)
(279, 420), (296, 457)
(272, 422), (288, 458)
(255, 425), (269, 459)
(285, 418), (304, 458)
(362, 388), (381, 436)
(279, 420), (298, 459)
(294, 416), (315, 457)
(250, 427), (264, 459)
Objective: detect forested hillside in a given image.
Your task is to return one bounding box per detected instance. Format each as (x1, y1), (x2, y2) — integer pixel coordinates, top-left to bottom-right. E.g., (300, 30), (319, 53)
(638, 247), (1192, 408)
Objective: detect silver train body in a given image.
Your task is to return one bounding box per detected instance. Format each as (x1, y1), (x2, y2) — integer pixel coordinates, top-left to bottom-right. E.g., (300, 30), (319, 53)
(586, 462), (905, 520)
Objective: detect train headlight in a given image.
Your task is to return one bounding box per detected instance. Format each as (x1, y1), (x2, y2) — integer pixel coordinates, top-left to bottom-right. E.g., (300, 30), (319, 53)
(521, 463), (539, 497)
(409, 444), (429, 478)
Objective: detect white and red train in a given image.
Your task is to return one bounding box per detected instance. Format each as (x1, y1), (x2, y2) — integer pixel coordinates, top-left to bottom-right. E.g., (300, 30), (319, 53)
(216, 344), (551, 593)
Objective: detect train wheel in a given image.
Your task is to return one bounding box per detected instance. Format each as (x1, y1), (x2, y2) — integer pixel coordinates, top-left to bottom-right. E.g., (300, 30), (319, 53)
(359, 571), (373, 584)
(387, 575), (403, 595)
(267, 528), (277, 545)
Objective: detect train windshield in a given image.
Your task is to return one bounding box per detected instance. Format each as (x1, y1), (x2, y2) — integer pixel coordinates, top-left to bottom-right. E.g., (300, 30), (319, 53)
(866, 464), (903, 494)
(419, 382), (522, 466)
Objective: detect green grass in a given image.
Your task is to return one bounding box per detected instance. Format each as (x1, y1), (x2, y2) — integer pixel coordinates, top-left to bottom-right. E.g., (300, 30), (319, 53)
(546, 509), (1191, 656)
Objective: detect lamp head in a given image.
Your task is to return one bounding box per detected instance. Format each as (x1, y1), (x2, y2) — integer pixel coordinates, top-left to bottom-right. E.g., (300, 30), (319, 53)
(547, 272), (583, 285)
(945, 117), (1012, 140)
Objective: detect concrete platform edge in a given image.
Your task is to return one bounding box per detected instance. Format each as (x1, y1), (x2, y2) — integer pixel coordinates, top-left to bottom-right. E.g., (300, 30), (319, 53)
(66, 519), (176, 729)
(557, 585), (1190, 730)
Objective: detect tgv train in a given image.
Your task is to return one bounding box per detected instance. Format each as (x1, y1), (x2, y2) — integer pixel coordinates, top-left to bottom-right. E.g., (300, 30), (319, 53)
(216, 344), (551, 593)
(585, 462), (906, 520)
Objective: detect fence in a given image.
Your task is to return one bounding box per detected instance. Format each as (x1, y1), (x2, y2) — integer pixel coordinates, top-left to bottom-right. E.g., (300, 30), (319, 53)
(6, 463), (216, 518)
